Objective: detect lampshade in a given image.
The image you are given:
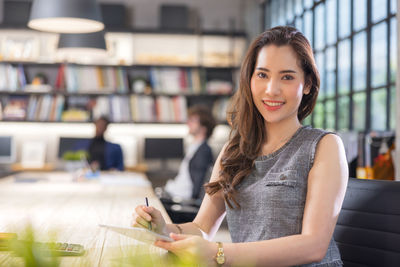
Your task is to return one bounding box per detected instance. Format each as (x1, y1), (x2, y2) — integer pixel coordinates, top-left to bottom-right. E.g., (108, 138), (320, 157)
(28, 0), (104, 33)
(57, 31), (107, 60)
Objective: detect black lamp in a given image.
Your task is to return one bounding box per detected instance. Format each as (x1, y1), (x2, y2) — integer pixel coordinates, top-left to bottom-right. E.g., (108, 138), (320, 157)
(28, 0), (104, 33)
(57, 31), (107, 59)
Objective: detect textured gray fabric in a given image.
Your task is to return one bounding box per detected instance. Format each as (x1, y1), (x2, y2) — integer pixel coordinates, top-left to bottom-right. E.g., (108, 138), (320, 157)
(225, 125), (343, 266)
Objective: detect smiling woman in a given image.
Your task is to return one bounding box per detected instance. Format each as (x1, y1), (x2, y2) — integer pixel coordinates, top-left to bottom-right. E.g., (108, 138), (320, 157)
(132, 26), (348, 267)
(251, 45), (309, 126)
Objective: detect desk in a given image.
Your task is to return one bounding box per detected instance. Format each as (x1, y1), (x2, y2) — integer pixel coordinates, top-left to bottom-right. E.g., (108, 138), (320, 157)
(0, 172), (172, 266)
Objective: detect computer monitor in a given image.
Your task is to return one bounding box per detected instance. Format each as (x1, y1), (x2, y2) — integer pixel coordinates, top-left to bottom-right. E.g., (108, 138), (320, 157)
(0, 136), (16, 164)
(144, 138), (184, 160)
(58, 137), (91, 158)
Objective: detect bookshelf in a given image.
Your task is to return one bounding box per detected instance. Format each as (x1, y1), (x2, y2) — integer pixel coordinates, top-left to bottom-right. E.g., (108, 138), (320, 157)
(0, 30), (246, 124)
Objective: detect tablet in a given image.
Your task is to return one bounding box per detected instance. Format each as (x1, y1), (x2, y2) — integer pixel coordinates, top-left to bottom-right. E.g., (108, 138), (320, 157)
(99, 224), (173, 244)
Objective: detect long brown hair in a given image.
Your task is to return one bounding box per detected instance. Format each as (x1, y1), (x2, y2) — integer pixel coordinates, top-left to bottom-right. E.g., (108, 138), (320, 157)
(204, 26), (320, 208)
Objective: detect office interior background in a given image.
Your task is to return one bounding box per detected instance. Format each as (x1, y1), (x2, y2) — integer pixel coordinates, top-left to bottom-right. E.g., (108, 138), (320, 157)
(0, 0), (398, 181)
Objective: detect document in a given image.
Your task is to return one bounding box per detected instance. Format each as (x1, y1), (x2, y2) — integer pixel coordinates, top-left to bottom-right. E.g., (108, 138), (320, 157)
(99, 224), (173, 244)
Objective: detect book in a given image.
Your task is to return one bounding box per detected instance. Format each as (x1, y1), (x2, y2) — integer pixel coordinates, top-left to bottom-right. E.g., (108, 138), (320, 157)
(2, 96), (29, 120)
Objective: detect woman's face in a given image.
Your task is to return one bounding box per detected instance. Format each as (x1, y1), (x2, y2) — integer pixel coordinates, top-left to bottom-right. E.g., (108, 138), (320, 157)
(250, 44), (310, 126)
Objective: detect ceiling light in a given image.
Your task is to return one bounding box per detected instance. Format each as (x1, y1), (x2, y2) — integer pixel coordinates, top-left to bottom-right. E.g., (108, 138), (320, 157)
(28, 0), (104, 33)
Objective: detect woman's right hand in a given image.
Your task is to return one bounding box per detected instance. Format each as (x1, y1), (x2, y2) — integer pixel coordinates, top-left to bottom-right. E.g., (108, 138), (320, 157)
(132, 205), (167, 235)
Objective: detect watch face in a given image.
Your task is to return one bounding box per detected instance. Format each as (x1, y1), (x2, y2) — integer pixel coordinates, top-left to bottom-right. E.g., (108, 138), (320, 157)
(216, 255), (225, 264)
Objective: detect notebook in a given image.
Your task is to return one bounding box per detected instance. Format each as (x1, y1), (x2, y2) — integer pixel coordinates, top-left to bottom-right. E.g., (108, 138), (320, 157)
(99, 224), (173, 244)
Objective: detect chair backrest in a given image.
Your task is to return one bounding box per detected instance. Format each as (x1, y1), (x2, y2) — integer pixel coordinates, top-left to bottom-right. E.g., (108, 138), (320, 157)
(333, 178), (400, 267)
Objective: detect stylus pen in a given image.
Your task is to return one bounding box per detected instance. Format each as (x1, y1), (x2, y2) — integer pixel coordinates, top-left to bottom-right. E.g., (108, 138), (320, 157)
(145, 197), (152, 230)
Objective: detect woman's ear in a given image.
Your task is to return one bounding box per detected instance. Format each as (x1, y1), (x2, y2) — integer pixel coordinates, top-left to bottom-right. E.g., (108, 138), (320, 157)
(303, 77), (311, 95)
(303, 85), (311, 95)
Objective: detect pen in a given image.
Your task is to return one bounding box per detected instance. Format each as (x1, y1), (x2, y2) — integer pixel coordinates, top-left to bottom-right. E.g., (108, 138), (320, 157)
(145, 197), (152, 231)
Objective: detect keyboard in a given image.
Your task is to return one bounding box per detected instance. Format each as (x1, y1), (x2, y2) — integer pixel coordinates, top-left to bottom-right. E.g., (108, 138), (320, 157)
(29, 242), (85, 256)
(0, 238), (85, 256)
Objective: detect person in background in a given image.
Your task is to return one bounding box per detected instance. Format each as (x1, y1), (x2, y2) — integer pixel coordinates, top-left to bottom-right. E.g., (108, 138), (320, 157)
(86, 116), (124, 171)
(132, 26), (348, 266)
(162, 105), (216, 201)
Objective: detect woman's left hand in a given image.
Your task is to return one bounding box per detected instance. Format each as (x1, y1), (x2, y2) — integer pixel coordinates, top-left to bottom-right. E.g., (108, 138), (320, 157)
(155, 233), (218, 266)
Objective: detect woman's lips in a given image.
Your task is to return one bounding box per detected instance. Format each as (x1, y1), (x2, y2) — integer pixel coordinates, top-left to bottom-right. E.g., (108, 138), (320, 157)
(262, 100), (284, 111)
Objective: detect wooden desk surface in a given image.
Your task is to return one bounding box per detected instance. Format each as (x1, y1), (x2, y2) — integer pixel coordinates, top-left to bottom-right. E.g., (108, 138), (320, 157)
(0, 171), (172, 266)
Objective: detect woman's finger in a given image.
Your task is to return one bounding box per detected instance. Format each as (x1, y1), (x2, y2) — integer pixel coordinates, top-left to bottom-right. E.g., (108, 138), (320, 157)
(170, 233), (189, 241)
(155, 236), (193, 252)
(134, 205), (152, 221)
(132, 213), (151, 228)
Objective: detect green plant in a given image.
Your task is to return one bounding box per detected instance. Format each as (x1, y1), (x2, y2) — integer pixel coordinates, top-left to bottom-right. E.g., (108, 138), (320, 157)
(62, 150), (88, 161)
(5, 224), (60, 267)
(3, 224), (205, 267)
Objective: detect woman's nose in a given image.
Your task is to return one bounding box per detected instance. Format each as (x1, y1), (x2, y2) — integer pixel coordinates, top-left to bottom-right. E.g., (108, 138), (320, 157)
(265, 79), (281, 95)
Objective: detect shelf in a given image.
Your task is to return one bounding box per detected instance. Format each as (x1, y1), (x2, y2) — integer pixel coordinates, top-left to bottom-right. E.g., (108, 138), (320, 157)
(0, 120), (228, 125)
(0, 29), (241, 125)
(0, 61), (241, 70)
(0, 90), (233, 97)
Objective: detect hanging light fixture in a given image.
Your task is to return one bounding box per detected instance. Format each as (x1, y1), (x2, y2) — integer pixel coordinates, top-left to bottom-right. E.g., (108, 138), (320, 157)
(28, 0), (104, 33)
(57, 31), (107, 60)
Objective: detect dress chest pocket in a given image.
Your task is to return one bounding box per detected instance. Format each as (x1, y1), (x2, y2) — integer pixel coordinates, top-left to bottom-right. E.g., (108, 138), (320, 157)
(264, 170), (303, 208)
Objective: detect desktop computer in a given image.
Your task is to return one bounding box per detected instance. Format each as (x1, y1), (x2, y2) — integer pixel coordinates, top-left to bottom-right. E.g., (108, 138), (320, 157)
(0, 136), (16, 178)
(0, 136), (16, 164)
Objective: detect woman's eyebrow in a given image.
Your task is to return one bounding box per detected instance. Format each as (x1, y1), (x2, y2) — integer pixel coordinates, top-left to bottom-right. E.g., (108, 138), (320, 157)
(255, 67), (297, 74)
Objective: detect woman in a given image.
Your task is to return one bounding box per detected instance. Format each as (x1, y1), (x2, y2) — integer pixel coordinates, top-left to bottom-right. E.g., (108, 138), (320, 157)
(133, 26), (348, 266)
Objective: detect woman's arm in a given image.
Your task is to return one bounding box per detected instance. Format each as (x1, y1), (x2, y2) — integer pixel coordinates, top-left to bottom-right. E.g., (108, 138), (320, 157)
(220, 134), (348, 266)
(159, 134), (348, 266)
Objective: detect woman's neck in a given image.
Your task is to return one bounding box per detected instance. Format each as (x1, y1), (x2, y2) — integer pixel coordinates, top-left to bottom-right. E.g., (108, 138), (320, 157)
(261, 118), (302, 155)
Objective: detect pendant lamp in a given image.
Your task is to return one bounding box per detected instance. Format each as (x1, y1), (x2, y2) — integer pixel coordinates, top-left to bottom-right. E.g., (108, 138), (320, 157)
(57, 31), (107, 58)
(28, 0), (104, 33)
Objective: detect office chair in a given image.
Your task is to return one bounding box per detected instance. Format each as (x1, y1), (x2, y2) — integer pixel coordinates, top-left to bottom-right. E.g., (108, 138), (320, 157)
(159, 166), (212, 224)
(333, 178), (400, 267)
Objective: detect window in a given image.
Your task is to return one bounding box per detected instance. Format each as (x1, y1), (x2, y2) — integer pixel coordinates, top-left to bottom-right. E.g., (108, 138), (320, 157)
(338, 96), (350, 130)
(353, 93), (366, 131)
(390, 86), (396, 130)
(264, 0), (396, 131)
(338, 39), (351, 95)
(371, 88), (387, 130)
(326, 0), (337, 45)
(315, 52), (326, 98)
(338, 0), (351, 39)
(371, 22), (387, 88)
(354, 0), (367, 31)
(353, 32), (367, 92)
(314, 4), (324, 50)
(390, 17), (397, 83)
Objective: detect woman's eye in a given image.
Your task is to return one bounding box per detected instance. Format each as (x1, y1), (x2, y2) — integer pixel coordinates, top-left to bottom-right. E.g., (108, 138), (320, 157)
(282, 75), (294, 80)
(257, 72), (267, 79)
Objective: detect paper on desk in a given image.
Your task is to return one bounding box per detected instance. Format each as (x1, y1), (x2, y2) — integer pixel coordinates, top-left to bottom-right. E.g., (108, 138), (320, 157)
(99, 224), (173, 244)
(99, 173), (151, 187)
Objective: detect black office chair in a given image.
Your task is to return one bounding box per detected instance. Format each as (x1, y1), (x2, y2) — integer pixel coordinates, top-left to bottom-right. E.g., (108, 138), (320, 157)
(159, 166), (213, 224)
(333, 178), (400, 267)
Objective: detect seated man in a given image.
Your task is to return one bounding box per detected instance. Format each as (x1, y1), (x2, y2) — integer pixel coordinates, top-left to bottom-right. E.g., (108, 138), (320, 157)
(162, 105), (216, 201)
(76, 116), (124, 171)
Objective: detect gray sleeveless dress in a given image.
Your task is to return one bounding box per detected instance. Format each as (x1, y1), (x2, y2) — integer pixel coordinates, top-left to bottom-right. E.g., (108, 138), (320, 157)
(225, 125), (343, 266)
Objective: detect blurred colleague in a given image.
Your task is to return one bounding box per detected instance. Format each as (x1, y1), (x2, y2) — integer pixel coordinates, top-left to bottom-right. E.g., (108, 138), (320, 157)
(163, 105), (216, 200)
(78, 116), (124, 171)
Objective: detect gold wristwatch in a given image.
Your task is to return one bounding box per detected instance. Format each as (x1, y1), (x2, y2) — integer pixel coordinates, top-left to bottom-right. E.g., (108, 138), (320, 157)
(215, 242), (225, 266)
